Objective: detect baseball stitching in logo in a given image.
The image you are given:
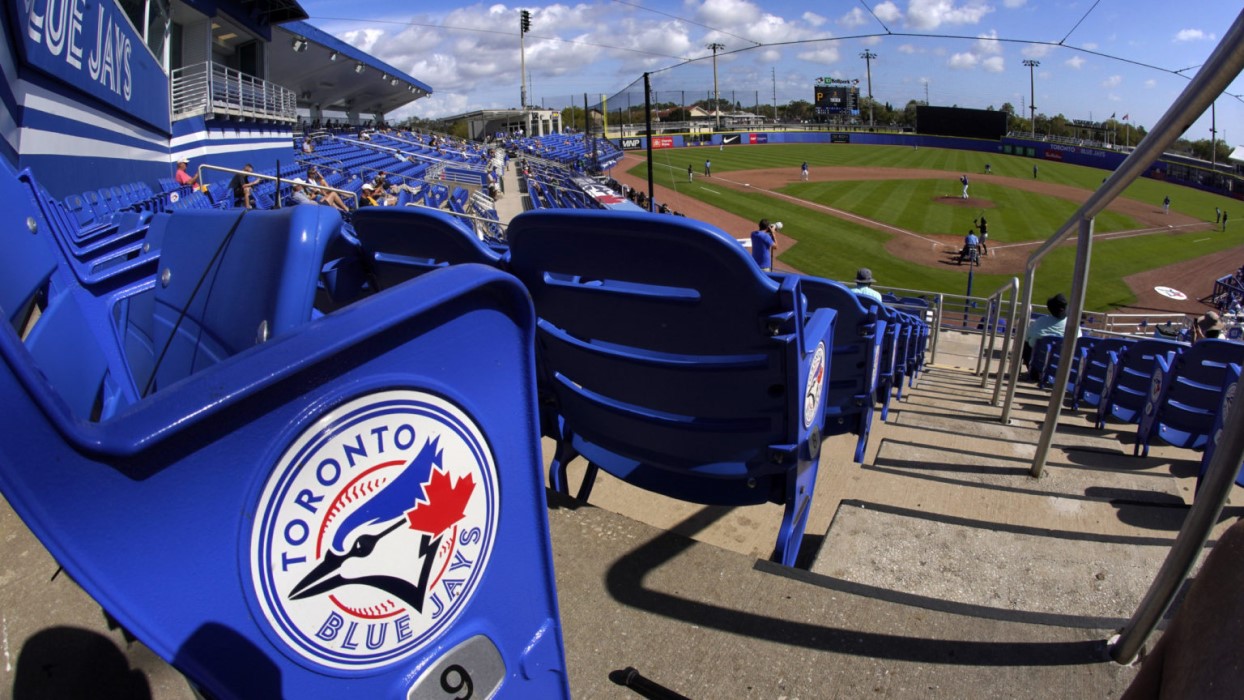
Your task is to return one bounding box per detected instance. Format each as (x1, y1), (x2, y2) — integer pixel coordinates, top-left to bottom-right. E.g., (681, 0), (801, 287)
(250, 390), (499, 671)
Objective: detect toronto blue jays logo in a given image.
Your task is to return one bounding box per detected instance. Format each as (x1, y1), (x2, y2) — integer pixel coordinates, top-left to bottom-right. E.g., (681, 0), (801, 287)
(804, 342), (827, 428)
(250, 390), (498, 671)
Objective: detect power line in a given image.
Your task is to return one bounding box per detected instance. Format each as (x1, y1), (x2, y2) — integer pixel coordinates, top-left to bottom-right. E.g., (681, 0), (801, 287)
(1058, 0), (1103, 46)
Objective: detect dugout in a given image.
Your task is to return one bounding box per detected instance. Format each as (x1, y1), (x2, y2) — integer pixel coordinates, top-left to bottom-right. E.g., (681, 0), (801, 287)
(916, 106), (1008, 140)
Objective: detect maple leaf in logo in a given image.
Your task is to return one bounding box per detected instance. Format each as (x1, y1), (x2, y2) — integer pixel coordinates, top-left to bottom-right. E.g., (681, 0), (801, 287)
(406, 467), (475, 536)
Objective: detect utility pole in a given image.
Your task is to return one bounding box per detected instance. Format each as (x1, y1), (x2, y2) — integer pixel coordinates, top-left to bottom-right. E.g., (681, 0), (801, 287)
(859, 49), (877, 128)
(771, 67), (777, 123)
(1212, 101), (1218, 171)
(923, 78), (929, 105)
(707, 42), (724, 130)
(519, 10), (531, 111)
(1023, 59), (1040, 138)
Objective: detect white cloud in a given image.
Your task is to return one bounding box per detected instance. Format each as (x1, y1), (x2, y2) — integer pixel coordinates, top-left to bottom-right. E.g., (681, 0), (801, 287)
(860, 35), (882, 46)
(1082, 42), (1098, 50)
(898, 43), (919, 54)
(341, 28), (386, 54)
(839, 7), (869, 28)
(798, 47), (841, 65)
(1145, 79), (1157, 88)
(1021, 44), (1050, 58)
(1102, 75), (1122, 88)
(874, 1), (902, 23)
(1175, 29), (1216, 42)
(982, 56), (1004, 72)
(975, 29), (1001, 55)
(948, 52), (978, 69)
(906, 0), (993, 30)
(1065, 56), (1085, 69)
(802, 11), (826, 27)
(1003, 0), (1026, 6)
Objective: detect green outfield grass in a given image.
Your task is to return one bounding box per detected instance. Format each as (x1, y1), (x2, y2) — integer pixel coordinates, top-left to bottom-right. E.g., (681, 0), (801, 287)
(781, 179), (1139, 242)
(629, 143), (1242, 309)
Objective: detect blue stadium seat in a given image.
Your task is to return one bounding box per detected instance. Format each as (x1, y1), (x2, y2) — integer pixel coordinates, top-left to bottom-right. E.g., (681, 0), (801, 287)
(507, 210), (837, 567)
(1095, 338), (1186, 429)
(351, 207), (504, 292)
(782, 274), (884, 463)
(1069, 336), (1134, 410)
(853, 296), (902, 420)
(1135, 339), (1244, 456)
(1197, 363), (1244, 492)
(0, 162), (569, 696)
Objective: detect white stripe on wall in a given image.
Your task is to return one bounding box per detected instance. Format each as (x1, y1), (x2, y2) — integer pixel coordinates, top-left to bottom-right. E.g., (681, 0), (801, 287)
(20, 128), (168, 161)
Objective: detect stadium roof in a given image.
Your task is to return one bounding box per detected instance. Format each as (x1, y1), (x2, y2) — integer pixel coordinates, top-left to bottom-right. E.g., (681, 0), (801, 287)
(273, 21), (432, 117)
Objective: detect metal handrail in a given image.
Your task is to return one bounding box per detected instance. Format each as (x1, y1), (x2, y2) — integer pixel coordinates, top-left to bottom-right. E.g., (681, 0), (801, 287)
(171, 62), (296, 123)
(975, 277), (1020, 406)
(194, 164), (358, 208)
(1014, 12), (1244, 479)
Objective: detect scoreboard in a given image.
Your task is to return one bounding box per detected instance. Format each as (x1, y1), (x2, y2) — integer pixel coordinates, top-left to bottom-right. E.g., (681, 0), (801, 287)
(813, 78), (860, 116)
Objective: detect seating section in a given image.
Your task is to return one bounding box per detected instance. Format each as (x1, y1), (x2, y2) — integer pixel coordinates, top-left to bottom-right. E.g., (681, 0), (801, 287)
(1135, 339), (1244, 458)
(507, 209), (837, 567)
(1095, 338), (1187, 429)
(2, 162), (571, 697)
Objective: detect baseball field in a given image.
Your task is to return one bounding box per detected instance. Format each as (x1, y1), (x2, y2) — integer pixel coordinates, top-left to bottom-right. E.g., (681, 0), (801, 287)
(619, 143), (1243, 313)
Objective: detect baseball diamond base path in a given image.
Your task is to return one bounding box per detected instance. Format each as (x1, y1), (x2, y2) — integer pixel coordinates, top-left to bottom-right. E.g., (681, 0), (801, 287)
(609, 154), (1241, 315)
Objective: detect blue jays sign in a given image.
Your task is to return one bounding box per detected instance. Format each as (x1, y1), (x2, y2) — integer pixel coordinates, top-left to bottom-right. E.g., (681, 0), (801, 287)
(12, 0), (170, 132)
(250, 390), (499, 671)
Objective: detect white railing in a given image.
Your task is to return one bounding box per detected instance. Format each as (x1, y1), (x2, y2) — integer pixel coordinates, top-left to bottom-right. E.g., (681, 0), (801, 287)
(171, 62), (297, 123)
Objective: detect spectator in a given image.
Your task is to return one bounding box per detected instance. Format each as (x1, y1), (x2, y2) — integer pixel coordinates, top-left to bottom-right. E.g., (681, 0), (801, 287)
(174, 159), (200, 191)
(1196, 311), (1225, 340)
(229, 164), (255, 209)
(306, 168), (350, 212)
(749, 218), (777, 272)
(1023, 293), (1074, 379)
(852, 268), (883, 303)
(288, 179), (316, 206)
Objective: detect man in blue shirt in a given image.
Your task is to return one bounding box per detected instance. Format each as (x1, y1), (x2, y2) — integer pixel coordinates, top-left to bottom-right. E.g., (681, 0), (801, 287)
(1024, 293), (1074, 379)
(961, 229), (980, 264)
(853, 268), (883, 302)
(750, 219), (777, 271)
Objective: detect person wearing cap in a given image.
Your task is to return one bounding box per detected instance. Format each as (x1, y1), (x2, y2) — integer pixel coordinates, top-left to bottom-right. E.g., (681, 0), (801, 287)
(288, 179), (316, 206)
(1196, 311), (1225, 340)
(749, 218), (777, 272)
(358, 182), (379, 207)
(174, 159), (200, 190)
(852, 268), (883, 303)
(1023, 293), (1076, 379)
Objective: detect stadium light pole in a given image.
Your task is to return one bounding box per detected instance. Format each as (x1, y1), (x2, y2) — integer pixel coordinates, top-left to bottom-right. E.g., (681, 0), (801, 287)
(1023, 59), (1040, 138)
(519, 10), (531, 111)
(707, 42), (725, 130)
(860, 49), (876, 128)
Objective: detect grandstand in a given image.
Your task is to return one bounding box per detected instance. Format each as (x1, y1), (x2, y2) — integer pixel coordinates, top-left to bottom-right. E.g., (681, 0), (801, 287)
(3, 1), (1244, 699)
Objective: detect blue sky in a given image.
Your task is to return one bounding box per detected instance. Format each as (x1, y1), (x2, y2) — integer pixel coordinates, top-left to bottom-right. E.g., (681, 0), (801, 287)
(300, 1), (1242, 145)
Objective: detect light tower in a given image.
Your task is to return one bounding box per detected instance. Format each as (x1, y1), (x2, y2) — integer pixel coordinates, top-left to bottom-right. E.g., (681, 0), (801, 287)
(520, 10), (531, 110)
(707, 42), (725, 130)
(1023, 59), (1040, 138)
(859, 49), (877, 127)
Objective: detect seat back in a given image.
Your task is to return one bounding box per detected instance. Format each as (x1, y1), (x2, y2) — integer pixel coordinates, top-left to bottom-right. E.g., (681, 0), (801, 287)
(1100, 338), (1186, 425)
(790, 275), (884, 463)
(1073, 336), (1134, 408)
(507, 209), (836, 565)
(351, 206), (503, 290)
(0, 259), (569, 698)
(1138, 339), (1244, 452)
(146, 205), (341, 392)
